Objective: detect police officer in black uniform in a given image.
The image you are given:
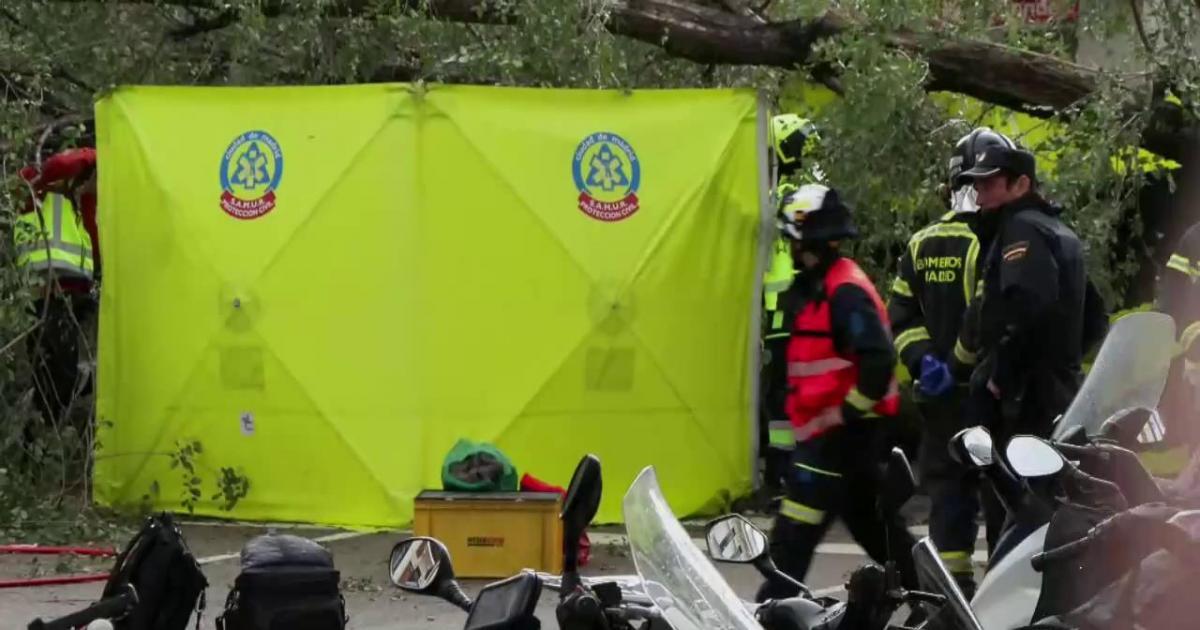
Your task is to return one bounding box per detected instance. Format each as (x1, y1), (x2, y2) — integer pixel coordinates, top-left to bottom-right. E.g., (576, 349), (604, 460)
(888, 128), (1015, 596)
(957, 145), (1100, 452)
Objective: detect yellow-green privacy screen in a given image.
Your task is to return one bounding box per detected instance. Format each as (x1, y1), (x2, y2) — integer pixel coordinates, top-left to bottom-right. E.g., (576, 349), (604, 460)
(95, 84), (766, 527)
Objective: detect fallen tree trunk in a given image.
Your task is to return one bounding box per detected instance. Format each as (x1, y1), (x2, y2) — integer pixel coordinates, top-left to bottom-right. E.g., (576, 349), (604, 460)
(408, 0), (1191, 159)
(41, 0), (1199, 158)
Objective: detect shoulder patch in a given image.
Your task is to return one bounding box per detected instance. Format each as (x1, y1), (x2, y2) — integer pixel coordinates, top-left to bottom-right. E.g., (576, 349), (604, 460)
(1002, 240), (1030, 262)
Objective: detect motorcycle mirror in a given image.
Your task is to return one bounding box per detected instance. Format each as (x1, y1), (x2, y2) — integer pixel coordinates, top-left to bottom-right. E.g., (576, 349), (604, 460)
(949, 426), (993, 468)
(879, 447), (916, 515)
(1099, 407), (1165, 450)
(1005, 436), (1065, 478)
(704, 514), (769, 564)
(561, 455), (602, 581)
(389, 537), (454, 593)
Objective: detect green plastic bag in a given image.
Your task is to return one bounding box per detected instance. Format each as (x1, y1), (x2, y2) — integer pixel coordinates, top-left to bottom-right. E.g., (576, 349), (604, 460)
(441, 439), (519, 492)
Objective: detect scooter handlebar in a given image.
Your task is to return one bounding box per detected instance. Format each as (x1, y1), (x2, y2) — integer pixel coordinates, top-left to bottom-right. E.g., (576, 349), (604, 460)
(1030, 535), (1093, 573)
(1050, 442), (1093, 461)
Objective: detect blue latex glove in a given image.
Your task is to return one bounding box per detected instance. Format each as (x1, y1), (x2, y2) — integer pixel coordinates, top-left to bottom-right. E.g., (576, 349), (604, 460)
(918, 354), (954, 397)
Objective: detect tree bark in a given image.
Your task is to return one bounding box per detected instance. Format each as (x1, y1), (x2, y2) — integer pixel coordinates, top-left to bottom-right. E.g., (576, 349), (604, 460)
(401, 0), (1189, 158)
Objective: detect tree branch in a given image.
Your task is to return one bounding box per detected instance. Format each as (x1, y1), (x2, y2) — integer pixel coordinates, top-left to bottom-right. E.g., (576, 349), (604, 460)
(168, 7), (240, 40)
(1129, 0), (1154, 55)
(41, 0), (1198, 159)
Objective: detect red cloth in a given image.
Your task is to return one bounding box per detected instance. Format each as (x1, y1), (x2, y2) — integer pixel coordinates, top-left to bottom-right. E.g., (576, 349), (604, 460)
(521, 473), (590, 567)
(19, 148), (96, 190)
(17, 149), (100, 292)
(786, 257), (900, 440)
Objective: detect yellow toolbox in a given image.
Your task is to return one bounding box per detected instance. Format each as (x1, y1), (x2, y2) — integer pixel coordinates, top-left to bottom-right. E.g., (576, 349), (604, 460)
(413, 491), (563, 578)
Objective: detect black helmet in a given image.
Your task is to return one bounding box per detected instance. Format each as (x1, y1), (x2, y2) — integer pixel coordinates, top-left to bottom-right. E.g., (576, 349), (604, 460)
(777, 184), (857, 242)
(950, 128), (1016, 188)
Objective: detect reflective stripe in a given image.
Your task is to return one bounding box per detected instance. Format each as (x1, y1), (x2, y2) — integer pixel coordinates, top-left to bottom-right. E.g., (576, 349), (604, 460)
(895, 327), (931, 354)
(51, 192), (64, 242)
(964, 237), (981, 302)
(768, 436), (795, 451)
(765, 331), (790, 341)
(795, 462), (842, 478)
(15, 242), (92, 259)
(845, 387), (876, 412)
(891, 277), (913, 298)
(788, 357), (853, 377)
(939, 551), (974, 574)
(954, 338), (977, 366)
(780, 499), (825, 525)
(768, 421), (795, 450)
(23, 258), (95, 279)
(1168, 254), (1195, 276)
(913, 223), (976, 241)
(771, 310), (785, 331)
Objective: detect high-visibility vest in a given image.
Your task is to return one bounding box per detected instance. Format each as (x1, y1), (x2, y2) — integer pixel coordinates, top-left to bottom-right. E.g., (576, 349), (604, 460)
(763, 183), (801, 315)
(763, 183), (800, 451)
(13, 192), (94, 281)
(786, 258), (900, 440)
(764, 240), (794, 314)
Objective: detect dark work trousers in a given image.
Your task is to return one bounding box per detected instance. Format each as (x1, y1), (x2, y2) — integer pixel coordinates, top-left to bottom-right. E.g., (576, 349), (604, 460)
(758, 423), (918, 602)
(916, 388), (981, 589)
(966, 360), (1078, 556)
(758, 408), (791, 494)
(760, 336), (792, 494)
(26, 291), (94, 434)
(763, 445), (791, 495)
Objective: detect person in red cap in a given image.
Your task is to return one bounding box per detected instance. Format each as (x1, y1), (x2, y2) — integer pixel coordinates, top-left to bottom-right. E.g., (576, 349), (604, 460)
(13, 146), (100, 427)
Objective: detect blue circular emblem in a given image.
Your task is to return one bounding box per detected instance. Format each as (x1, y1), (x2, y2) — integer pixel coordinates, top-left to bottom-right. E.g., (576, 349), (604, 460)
(220, 130), (284, 220)
(572, 132), (641, 222)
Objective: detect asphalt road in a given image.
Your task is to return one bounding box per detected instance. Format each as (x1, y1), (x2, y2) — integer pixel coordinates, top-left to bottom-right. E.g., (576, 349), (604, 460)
(1, 517), (984, 629)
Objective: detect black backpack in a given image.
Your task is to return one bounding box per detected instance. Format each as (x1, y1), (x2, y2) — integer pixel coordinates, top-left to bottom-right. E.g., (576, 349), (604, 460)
(217, 533), (347, 630)
(103, 512), (208, 630)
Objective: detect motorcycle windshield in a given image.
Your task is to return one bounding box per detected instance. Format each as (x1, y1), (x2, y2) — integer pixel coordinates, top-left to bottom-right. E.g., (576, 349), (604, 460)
(913, 538), (984, 630)
(1052, 312), (1176, 441)
(622, 466), (759, 630)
